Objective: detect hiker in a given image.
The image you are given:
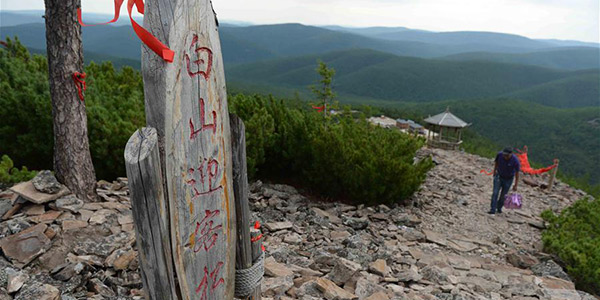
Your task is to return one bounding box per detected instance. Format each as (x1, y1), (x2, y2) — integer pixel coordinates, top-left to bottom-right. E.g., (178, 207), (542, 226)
(489, 147), (520, 215)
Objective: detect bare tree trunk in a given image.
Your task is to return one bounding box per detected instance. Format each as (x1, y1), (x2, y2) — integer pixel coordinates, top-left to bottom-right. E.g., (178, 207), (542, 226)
(44, 0), (97, 202)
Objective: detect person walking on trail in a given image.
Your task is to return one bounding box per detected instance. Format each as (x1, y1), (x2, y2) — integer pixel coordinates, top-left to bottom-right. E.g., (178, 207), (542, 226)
(489, 147), (520, 215)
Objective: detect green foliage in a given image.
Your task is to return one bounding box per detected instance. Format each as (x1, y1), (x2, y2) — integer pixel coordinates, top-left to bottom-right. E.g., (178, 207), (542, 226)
(541, 198), (600, 294)
(229, 93), (433, 205)
(226, 48), (599, 108)
(311, 61), (336, 110)
(0, 155), (37, 184)
(0, 37), (145, 180)
(0, 37), (53, 171)
(395, 99), (600, 185)
(443, 47), (600, 71)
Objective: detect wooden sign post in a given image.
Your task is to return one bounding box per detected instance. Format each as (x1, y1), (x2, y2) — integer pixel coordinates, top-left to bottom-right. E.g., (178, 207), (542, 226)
(141, 0), (236, 299)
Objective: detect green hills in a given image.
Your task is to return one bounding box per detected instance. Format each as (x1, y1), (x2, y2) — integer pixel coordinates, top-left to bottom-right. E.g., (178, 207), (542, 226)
(386, 99), (600, 184)
(226, 49), (599, 108)
(442, 47), (600, 71)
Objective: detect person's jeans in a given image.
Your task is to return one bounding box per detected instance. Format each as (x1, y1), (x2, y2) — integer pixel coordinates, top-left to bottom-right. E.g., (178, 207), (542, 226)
(491, 175), (513, 212)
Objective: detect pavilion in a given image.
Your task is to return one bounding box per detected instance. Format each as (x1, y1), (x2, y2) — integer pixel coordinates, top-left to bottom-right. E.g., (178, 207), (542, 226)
(424, 107), (470, 150)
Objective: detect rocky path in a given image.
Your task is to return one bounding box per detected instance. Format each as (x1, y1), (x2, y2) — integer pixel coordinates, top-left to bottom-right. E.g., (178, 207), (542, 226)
(0, 148), (597, 300)
(252, 148), (595, 300)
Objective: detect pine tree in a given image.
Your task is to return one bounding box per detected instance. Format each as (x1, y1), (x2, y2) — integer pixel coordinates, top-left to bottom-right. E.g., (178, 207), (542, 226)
(311, 61), (336, 116)
(44, 0), (97, 201)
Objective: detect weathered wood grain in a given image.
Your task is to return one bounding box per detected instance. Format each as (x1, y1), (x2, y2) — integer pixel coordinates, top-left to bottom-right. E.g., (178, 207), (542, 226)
(231, 114), (252, 272)
(124, 127), (177, 300)
(142, 1), (236, 299)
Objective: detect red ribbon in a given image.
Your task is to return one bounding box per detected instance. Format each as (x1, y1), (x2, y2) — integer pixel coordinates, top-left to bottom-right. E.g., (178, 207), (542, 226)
(72, 72), (87, 101)
(515, 147), (558, 175)
(312, 105), (325, 112)
(480, 146), (558, 176)
(480, 169), (494, 175)
(77, 0), (174, 63)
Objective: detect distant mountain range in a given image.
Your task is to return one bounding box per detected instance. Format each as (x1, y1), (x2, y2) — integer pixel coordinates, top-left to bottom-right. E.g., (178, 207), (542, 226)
(1, 10), (598, 108)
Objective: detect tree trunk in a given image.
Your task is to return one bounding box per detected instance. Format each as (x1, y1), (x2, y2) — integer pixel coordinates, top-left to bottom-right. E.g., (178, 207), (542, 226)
(44, 0), (97, 202)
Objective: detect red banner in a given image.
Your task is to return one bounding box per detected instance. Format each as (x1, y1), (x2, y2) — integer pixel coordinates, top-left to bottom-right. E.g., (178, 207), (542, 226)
(78, 0), (174, 63)
(480, 146), (558, 176)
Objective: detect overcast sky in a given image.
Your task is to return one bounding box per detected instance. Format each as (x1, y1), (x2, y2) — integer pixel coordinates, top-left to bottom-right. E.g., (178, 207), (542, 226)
(1, 0), (598, 42)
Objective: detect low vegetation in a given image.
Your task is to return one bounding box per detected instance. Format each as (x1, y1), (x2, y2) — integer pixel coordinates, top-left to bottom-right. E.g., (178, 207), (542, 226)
(0, 37), (146, 181)
(230, 94), (433, 204)
(0, 155), (37, 184)
(541, 198), (600, 295)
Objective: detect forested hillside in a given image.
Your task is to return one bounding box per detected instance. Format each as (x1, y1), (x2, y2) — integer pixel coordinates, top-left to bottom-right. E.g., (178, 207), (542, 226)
(442, 47), (600, 71)
(382, 100), (600, 184)
(226, 49), (600, 108)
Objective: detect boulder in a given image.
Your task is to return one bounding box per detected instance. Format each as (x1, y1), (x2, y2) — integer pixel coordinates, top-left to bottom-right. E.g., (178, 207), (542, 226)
(506, 250), (539, 269)
(55, 195), (84, 213)
(343, 217), (369, 230)
(31, 171), (62, 194)
(10, 181), (68, 204)
(531, 260), (570, 281)
(264, 256), (294, 277)
(315, 278), (358, 300)
(328, 257), (362, 285)
(7, 271), (27, 293)
(368, 259), (388, 277)
(0, 223), (51, 267)
(105, 248), (137, 270)
(264, 221), (293, 232)
(420, 265), (450, 284)
(355, 277), (387, 299)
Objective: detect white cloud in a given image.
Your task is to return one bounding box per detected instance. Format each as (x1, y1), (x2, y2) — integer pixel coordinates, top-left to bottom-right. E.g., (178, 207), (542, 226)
(1, 0), (598, 42)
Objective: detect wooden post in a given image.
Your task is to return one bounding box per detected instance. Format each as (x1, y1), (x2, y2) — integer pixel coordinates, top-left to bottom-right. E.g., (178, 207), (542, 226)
(230, 114), (253, 292)
(141, 1), (236, 299)
(547, 159), (560, 190)
(250, 228), (263, 300)
(124, 128), (177, 300)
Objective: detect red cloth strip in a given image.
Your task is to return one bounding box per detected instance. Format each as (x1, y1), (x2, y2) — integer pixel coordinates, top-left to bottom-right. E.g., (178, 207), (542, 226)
(77, 0), (123, 26)
(312, 105), (325, 112)
(72, 72), (87, 101)
(480, 169), (494, 176)
(481, 147), (558, 176)
(77, 0), (174, 63)
(516, 151), (557, 175)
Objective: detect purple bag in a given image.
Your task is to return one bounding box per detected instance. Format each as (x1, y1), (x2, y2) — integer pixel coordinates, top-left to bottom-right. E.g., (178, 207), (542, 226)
(504, 193), (523, 209)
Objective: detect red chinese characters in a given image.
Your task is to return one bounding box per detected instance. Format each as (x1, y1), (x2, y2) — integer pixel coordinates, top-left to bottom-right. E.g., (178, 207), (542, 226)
(195, 262), (224, 299)
(185, 34), (213, 80)
(184, 33), (225, 299)
(193, 210), (222, 253)
(190, 98), (216, 140)
(185, 158), (222, 198)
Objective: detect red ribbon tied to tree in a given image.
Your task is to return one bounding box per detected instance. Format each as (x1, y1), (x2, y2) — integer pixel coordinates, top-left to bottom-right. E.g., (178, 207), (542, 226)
(72, 72), (87, 101)
(77, 0), (175, 63)
(312, 105), (325, 112)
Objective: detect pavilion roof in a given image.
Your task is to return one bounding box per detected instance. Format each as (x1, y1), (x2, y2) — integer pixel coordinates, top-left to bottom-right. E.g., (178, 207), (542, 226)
(424, 107), (470, 128)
